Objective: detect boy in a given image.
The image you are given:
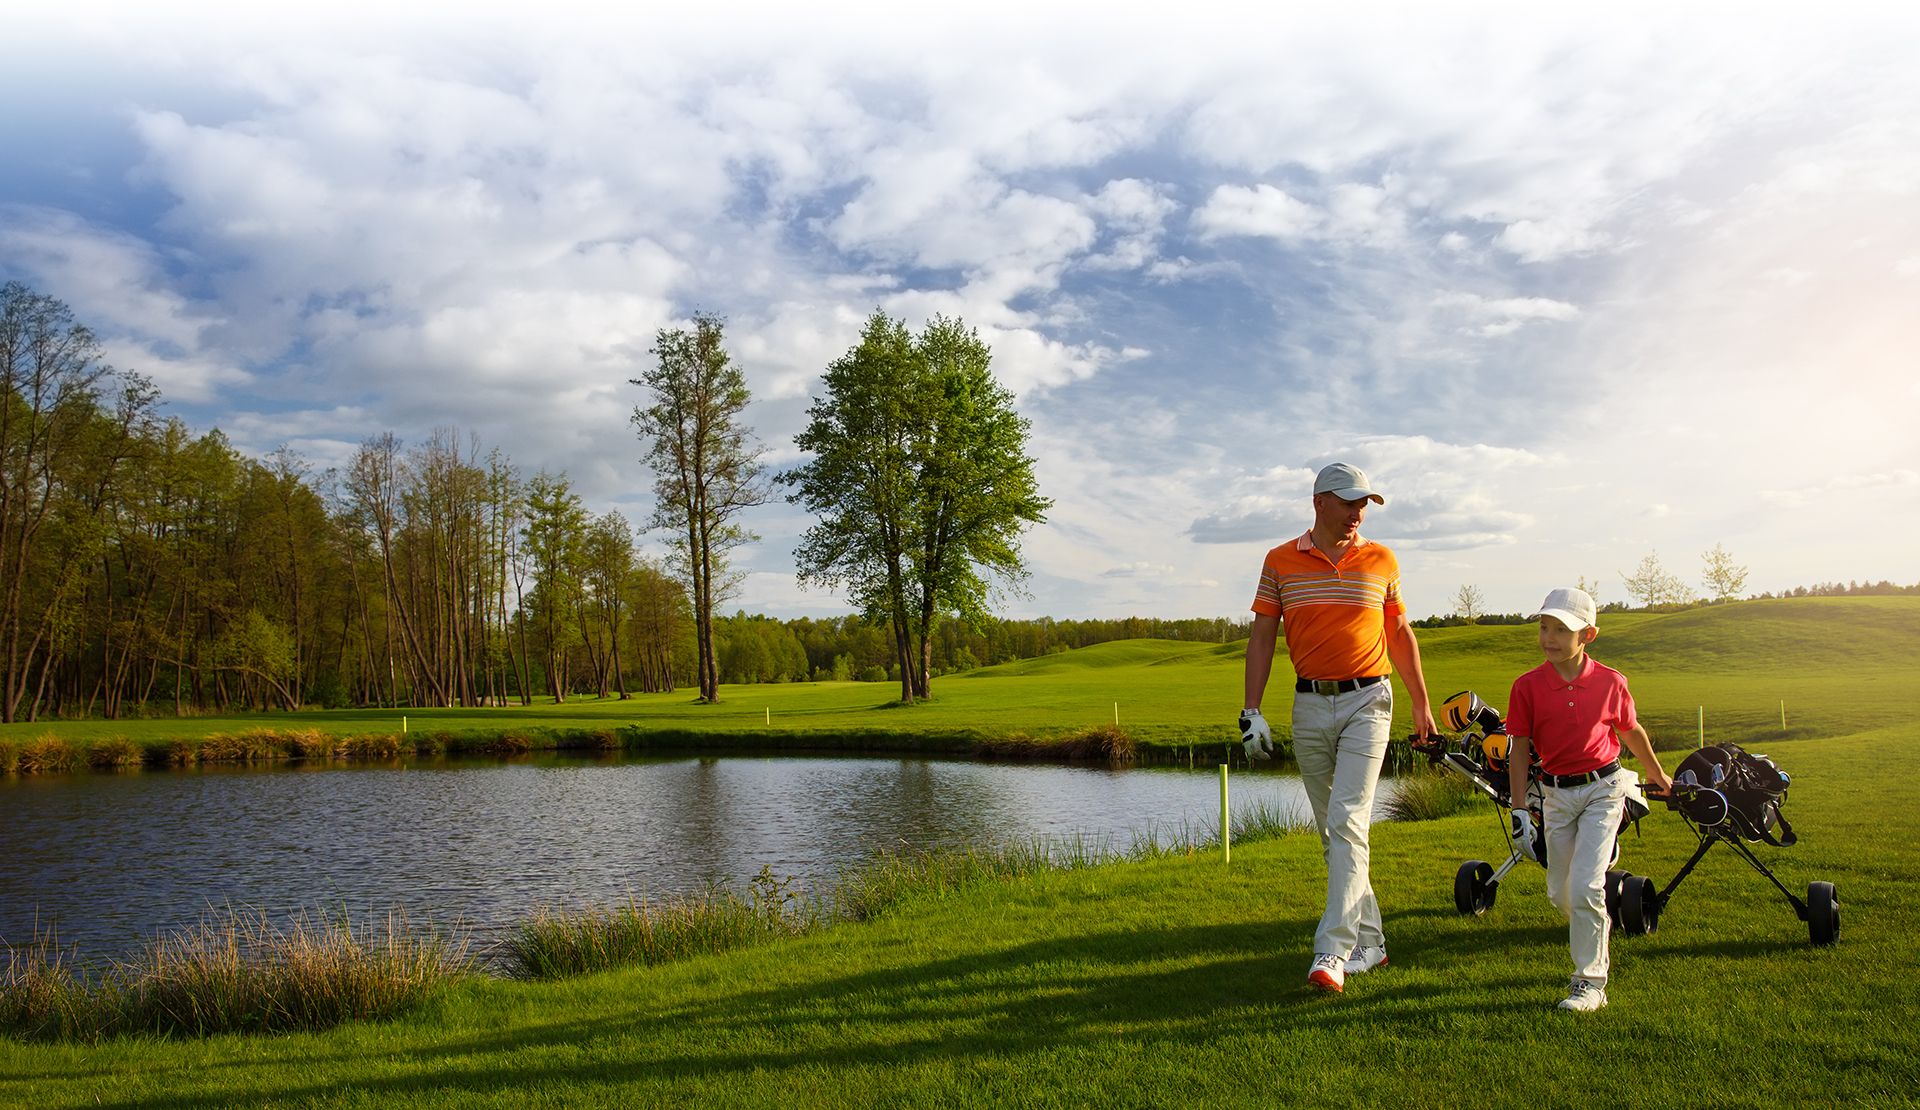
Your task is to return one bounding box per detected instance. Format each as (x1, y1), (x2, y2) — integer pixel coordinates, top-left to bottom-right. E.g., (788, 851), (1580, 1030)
(1505, 587), (1673, 1013)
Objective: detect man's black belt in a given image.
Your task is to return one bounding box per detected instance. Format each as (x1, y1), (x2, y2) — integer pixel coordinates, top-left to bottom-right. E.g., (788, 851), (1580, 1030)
(1539, 760), (1621, 788)
(1294, 675), (1387, 696)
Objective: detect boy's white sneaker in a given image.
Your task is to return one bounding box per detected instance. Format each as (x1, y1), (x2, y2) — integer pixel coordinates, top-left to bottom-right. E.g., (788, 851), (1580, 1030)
(1344, 945), (1388, 976)
(1557, 978), (1608, 1013)
(1307, 952), (1346, 993)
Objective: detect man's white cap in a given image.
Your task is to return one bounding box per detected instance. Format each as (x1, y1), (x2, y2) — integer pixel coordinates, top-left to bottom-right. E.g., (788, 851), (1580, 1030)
(1313, 462), (1385, 505)
(1532, 587), (1598, 632)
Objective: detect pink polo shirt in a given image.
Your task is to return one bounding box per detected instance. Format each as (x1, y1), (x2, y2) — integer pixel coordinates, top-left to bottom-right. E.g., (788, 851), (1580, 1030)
(1504, 657), (1638, 776)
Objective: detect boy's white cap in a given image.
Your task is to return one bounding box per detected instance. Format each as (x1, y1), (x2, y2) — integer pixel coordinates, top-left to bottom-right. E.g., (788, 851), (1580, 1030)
(1313, 462), (1384, 505)
(1532, 587), (1597, 632)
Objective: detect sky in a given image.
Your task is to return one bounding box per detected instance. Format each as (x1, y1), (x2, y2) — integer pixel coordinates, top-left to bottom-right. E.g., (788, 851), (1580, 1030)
(3, 1), (1917, 622)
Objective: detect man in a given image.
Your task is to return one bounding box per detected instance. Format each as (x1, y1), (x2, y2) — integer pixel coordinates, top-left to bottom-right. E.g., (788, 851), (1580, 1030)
(1239, 462), (1436, 993)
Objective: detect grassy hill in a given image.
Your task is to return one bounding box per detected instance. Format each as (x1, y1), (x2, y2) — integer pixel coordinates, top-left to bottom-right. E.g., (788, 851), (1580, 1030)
(3, 596), (1916, 766)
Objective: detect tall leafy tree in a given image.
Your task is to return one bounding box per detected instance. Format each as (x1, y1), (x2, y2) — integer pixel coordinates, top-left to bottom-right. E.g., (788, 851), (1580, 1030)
(783, 312), (1050, 702)
(630, 313), (769, 703)
(522, 472), (588, 702)
(0, 283), (150, 722)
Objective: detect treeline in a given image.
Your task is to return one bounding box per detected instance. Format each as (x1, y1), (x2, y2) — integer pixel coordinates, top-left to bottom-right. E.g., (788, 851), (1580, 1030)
(2, 282), (697, 721)
(1413, 578), (1920, 629)
(714, 613), (1252, 686)
(2, 281), (1248, 719)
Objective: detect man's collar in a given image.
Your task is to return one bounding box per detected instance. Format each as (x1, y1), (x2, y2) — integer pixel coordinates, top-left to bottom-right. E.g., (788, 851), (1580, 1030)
(1296, 530), (1369, 553)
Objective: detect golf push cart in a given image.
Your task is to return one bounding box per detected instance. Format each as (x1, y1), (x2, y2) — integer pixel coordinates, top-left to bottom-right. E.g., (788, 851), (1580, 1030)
(1641, 742), (1840, 946)
(1411, 691), (1653, 928)
(1411, 691), (1838, 947)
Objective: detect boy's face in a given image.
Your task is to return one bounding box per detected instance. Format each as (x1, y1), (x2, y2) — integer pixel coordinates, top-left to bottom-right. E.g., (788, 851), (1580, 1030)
(1538, 615), (1595, 666)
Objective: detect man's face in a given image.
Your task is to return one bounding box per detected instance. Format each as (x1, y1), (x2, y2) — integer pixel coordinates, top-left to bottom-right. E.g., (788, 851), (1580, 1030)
(1313, 492), (1370, 540)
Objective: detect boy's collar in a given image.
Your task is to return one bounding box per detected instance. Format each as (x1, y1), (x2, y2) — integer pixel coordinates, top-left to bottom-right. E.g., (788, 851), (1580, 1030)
(1550, 654), (1596, 684)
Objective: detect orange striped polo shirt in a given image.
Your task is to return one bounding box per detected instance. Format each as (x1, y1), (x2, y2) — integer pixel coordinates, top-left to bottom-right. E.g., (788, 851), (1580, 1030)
(1250, 532), (1404, 681)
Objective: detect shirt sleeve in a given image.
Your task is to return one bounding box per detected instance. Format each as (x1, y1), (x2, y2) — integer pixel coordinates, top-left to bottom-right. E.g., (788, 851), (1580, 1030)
(1611, 674), (1639, 733)
(1380, 550), (1404, 616)
(1250, 552), (1283, 617)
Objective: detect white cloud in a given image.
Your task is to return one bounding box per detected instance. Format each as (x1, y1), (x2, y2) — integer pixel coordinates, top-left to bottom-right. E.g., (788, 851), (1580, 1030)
(7, 4), (1920, 619)
(1192, 184), (1319, 241)
(1494, 218), (1609, 262)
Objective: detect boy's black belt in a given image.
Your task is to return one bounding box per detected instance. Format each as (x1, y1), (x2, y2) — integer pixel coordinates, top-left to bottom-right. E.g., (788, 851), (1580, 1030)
(1295, 675), (1387, 696)
(1539, 760), (1621, 788)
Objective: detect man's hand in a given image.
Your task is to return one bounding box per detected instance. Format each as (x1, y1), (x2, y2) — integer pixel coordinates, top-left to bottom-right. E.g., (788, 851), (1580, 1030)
(1508, 808), (1536, 859)
(1239, 709), (1274, 761)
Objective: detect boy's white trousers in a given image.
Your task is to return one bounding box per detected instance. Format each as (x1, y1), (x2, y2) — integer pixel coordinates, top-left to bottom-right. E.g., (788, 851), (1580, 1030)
(1291, 682), (1393, 958)
(1542, 770), (1632, 984)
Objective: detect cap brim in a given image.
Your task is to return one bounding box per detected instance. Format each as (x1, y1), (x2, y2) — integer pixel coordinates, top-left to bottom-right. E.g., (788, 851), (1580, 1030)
(1326, 486), (1385, 505)
(1530, 607), (1593, 631)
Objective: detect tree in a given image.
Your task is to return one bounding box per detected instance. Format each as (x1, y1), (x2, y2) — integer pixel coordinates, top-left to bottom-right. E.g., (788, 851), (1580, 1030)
(1701, 543), (1749, 602)
(580, 511), (637, 698)
(522, 472), (588, 702)
(1, 283), (143, 722)
(782, 312), (1050, 703)
(630, 313), (769, 704)
(1621, 551), (1695, 608)
(1576, 576), (1603, 606)
(1451, 584), (1486, 623)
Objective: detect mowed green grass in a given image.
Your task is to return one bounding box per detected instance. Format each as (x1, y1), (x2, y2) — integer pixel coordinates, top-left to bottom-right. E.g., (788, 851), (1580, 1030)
(3, 726), (1913, 1108)
(3, 596), (1914, 756)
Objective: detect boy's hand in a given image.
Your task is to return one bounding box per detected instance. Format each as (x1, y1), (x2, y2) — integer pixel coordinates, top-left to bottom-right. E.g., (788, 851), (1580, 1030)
(1508, 808), (1536, 857)
(1239, 709), (1273, 760)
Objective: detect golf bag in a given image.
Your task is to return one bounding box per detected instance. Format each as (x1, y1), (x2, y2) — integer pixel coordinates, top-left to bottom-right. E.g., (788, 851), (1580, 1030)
(1670, 743), (1796, 847)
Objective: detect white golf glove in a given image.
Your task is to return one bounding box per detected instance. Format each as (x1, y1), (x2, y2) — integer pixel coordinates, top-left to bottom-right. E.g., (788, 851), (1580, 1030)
(1508, 808), (1536, 859)
(1239, 709), (1273, 761)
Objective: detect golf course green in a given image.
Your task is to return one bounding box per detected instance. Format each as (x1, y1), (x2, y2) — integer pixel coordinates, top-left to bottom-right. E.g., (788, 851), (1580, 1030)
(2, 596), (1917, 1107)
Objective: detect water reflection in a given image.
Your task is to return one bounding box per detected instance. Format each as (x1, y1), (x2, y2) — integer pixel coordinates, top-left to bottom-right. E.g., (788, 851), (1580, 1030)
(0, 755), (1398, 964)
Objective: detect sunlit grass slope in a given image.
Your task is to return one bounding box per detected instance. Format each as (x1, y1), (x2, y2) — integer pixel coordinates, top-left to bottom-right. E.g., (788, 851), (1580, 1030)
(3, 726), (1913, 1108)
(2, 597), (1914, 759)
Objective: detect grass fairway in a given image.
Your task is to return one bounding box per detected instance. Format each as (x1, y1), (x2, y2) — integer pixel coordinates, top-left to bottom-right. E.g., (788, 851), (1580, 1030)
(4, 726), (1915, 1108)
(4, 597), (1916, 763)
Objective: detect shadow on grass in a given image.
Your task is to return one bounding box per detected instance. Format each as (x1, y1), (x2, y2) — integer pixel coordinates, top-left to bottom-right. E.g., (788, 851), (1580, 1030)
(67, 915), (1588, 1109)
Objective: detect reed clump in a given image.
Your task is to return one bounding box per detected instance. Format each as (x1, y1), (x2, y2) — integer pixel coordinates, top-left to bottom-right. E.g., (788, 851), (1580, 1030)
(975, 725), (1137, 763)
(473, 730), (533, 756)
(1383, 765), (1482, 822)
(0, 935), (96, 1040)
(0, 909), (469, 1041)
(198, 729), (286, 764)
(503, 867), (815, 980)
(287, 728), (337, 761)
(340, 732), (402, 761)
(831, 840), (1062, 923)
(83, 736), (144, 770)
(17, 734), (80, 774)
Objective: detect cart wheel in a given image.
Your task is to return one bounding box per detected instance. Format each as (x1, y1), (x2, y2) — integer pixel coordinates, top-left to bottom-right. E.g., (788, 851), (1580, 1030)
(1807, 882), (1839, 946)
(1604, 869), (1628, 929)
(1620, 874), (1660, 936)
(1454, 860), (1497, 916)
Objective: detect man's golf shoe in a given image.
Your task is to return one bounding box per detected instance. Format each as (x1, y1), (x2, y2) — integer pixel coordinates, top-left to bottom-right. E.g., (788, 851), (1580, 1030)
(1308, 952), (1346, 993)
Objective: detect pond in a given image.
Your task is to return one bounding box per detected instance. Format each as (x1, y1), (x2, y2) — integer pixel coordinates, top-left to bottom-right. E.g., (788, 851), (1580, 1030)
(0, 754), (1409, 965)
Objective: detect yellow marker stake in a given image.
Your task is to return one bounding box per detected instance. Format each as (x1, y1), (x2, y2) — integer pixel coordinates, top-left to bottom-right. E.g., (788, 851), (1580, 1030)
(766, 707), (771, 725)
(1698, 706), (1704, 748)
(1781, 701), (1787, 729)
(1113, 702), (1119, 726)
(1220, 764), (1231, 865)
(402, 716), (407, 734)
